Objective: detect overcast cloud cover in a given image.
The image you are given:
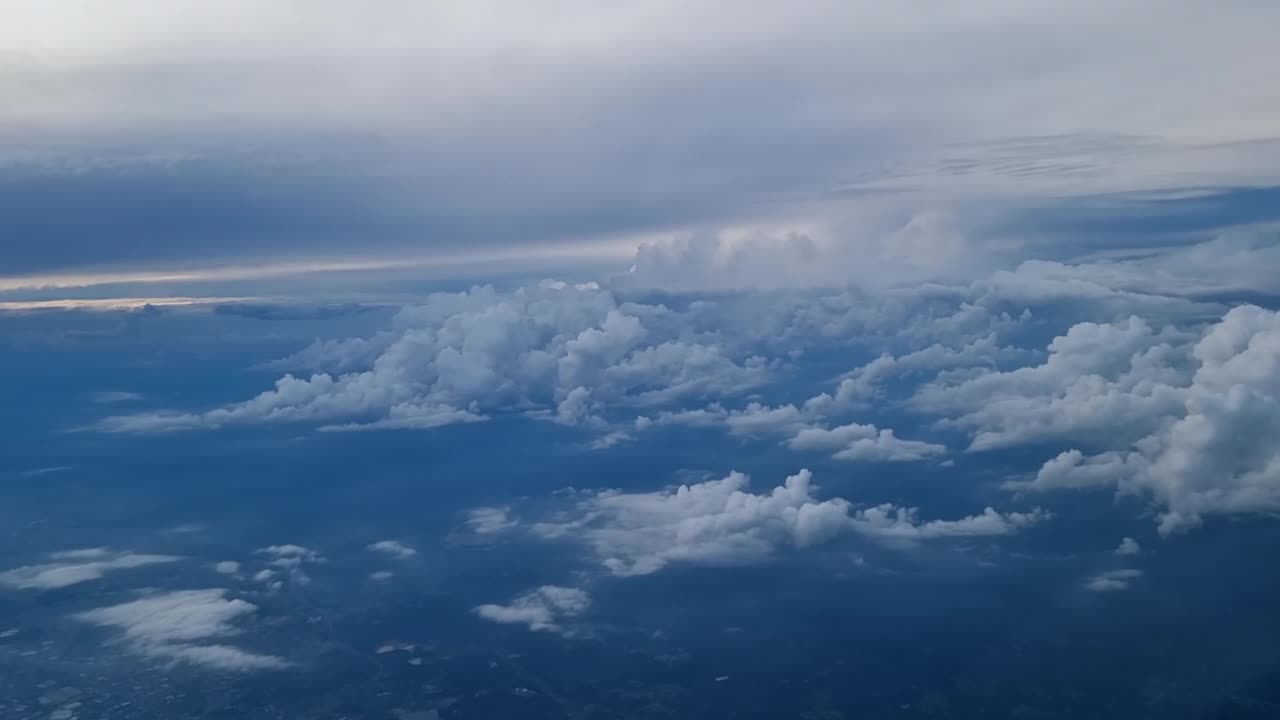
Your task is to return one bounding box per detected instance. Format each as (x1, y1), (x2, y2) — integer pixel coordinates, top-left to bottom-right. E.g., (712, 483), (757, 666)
(2, 1), (1280, 293)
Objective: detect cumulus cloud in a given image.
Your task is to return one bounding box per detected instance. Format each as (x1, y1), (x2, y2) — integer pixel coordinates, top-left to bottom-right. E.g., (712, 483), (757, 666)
(533, 469), (1046, 576)
(465, 507), (519, 536)
(1115, 538), (1141, 556)
(474, 586), (591, 634)
(98, 283), (769, 436)
(253, 545), (323, 590)
(75, 589), (288, 670)
(367, 540), (416, 560)
(1008, 305), (1280, 535)
(214, 561), (240, 575)
(912, 316), (1191, 451)
(0, 549), (179, 590)
(1085, 569), (1143, 593)
(788, 423), (947, 462)
(256, 544), (324, 566)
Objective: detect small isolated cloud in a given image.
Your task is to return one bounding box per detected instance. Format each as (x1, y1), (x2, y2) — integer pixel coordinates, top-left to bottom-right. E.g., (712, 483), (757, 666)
(533, 469), (1047, 577)
(1085, 569), (1143, 593)
(253, 545), (323, 590)
(214, 561), (240, 575)
(0, 549), (179, 590)
(90, 391), (143, 404)
(369, 570), (394, 581)
(367, 540), (416, 560)
(474, 586), (591, 634)
(1114, 538), (1141, 556)
(256, 544), (325, 568)
(466, 506), (519, 535)
(788, 422), (947, 462)
(75, 589), (289, 671)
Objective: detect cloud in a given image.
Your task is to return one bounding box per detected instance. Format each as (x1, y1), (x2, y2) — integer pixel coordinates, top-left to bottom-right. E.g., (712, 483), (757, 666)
(367, 540), (416, 560)
(474, 586), (591, 634)
(2, 0), (1277, 304)
(74, 589), (289, 670)
(89, 390), (143, 404)
(256, 544), (324, 567)
(1008, 305), (1280, 535)
(1115, 538), (1141, 556)
(911, 315), (1191, 451)
(1085, 569), (1143, 593)
(533, 469), (1047, 576)
(0, 549), (179, 590)
(214, 561), (240, 575)
(369, 570), (394, 581)
(465, 507), (519, 536)
(97, 283), (769, 435)
(788, 423), (947, 462)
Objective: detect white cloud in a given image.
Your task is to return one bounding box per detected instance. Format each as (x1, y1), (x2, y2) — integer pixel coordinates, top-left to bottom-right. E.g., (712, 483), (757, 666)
(90, 390), (143, 404)
(911, 316), (1191, 451)
(1115, 538), (1141, 556)
(0, 550), (179, 590)
(1009, 306), (1280, 535)
(533, 469), (1047, 577)
(99, 283), (769, 435)
(788, 423), (947, 462)
(369, 570), (394, 581)
(74, 589), (289, 670)
(466, 506), (519, 535)
(367, 540), (416, 560)
(1085, 569), (1143, 593)
(256, 544), (324, 564)
(214, 561), (240, 575)
(474, 586), (591, 634)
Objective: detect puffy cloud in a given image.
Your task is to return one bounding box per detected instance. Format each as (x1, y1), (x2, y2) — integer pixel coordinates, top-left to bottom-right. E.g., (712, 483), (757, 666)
(833, 332), (1032, 404)
(367, 540), (416, 560)
(256, 544), (324, 567)
(98, 283), (768, 435)
(1004, 450), (1131, 492)
(369, 570), (394, 581)
(911, 316), (1191, 451)
(849, 504), (1050, 542)
(0, 549), (179, 590)
(74, 589), (288, 670)
(214, 561), (241, 575)
(474, 586), (591, 634)
(1115, 538), (1141, 556)
(1085, 569), (1143, 593)
(788, 423), (947, 462)
(533, 469), (1046, 577)
(1012, 306), (1280, 535)
(465, 507), (519, 536)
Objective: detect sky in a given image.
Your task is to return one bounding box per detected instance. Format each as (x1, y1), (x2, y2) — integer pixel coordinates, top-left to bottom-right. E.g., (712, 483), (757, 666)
(3, 3), (1280, 718)
(3, 1), (1280, 297)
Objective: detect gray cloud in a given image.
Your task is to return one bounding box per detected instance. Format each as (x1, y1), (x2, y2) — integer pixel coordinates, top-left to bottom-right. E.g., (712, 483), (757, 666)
(2, 3), (1279, 284)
